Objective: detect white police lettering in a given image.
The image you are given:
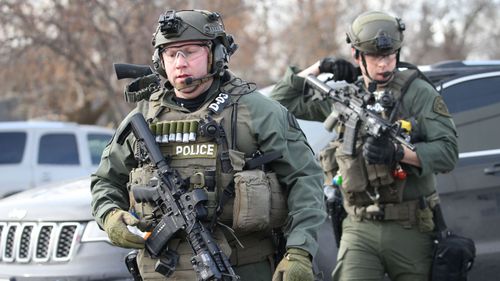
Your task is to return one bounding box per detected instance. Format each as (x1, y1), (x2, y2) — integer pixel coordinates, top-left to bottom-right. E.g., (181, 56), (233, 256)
(175, 144), (216, 156)
(208, 93), (229, 113)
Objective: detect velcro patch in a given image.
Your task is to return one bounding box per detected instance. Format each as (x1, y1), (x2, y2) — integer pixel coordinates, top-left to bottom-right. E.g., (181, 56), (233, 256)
(433, 96), (451, 117)
(161, 142), (218, 159)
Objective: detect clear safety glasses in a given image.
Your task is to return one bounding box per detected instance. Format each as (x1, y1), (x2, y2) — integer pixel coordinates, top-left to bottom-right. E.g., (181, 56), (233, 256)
(162, 43), (209, 64)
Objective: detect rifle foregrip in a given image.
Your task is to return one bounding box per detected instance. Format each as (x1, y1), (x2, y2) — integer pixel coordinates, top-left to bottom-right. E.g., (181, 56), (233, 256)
(132, 186), (158, 204)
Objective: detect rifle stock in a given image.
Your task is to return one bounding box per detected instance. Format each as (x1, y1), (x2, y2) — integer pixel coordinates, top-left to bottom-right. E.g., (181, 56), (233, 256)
(119, 112), (239, 281)
(114, 63), (154, 80)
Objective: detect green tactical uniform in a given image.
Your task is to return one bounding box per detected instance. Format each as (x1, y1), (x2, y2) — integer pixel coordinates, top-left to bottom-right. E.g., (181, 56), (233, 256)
(91, 70), (326, 280)
(270, 65), (458, 280)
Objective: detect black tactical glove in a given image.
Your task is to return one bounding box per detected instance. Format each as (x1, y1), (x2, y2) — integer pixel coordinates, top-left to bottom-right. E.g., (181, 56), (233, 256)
(363, 136), (404, 166)
(318, 57), (358, 83)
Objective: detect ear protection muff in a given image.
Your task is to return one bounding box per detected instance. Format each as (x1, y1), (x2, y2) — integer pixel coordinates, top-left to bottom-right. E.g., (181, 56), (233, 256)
(211, 35), (238, 76)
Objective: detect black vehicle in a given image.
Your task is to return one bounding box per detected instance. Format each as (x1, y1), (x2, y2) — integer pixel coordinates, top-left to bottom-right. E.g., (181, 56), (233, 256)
(0, 60), (499, 280)
(423, 61), (500, 280)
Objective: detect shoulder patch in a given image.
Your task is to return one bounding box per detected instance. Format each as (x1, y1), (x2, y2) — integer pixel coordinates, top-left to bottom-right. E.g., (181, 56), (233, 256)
(433, 96), (451, 117)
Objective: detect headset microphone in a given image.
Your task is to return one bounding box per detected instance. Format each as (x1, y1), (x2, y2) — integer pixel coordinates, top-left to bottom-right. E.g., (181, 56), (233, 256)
(176, 72), (218, 90)
(382, 71), (393, 78)
(184, 72), (217, 86)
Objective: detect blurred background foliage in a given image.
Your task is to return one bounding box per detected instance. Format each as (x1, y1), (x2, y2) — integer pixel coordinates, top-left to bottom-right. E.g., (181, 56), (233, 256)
(0, 0), (499, 126)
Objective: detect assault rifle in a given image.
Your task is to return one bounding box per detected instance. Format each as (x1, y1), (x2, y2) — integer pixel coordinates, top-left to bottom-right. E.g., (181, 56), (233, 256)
(305, 75), (416, 155)
(113, 63), (160, 103)
(117, 112), (239, 281)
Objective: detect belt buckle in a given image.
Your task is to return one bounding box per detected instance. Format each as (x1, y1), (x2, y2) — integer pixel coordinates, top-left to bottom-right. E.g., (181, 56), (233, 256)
(366, 204), (385, 220)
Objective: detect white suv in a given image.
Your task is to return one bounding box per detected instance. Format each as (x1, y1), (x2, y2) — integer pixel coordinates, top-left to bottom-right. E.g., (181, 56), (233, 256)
(0, 121), (113, 198)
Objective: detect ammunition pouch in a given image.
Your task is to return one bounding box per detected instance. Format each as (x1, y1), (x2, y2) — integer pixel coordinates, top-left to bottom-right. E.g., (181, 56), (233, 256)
(327, 139), (406, 206)
(318, 140), (339, 184)
(233, 170), (287, 232)
(335, 141), (368, 193)
(128, 166), (156, 230)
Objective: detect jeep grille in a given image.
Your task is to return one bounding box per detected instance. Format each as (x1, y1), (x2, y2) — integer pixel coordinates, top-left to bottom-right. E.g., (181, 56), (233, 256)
(0, 222), (81, 263)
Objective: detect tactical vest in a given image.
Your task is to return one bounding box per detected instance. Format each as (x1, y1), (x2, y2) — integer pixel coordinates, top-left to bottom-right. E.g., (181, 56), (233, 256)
(319, 69), (420, 208)
(128, 77), (287, 278)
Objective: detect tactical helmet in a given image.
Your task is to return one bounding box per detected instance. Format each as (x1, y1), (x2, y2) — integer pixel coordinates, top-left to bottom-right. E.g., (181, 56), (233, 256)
(346, 11), (405, 55)
(151, 9), (237, 79)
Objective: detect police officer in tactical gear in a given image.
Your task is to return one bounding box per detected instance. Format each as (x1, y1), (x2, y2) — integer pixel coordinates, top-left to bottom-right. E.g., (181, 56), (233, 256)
(270, 10), (458, 281)
(91, 9), (326, 281)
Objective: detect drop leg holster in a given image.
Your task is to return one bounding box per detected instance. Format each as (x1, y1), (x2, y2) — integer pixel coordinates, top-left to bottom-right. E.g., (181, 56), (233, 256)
(125, 250), (143, 281)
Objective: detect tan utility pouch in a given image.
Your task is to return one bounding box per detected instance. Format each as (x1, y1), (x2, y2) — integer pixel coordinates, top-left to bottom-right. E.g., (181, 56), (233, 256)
(365, 163), (394, 187)
(319, 140), (340, 184)
(268, 172), (288, 227)
(233, 169), (287, 232)
(128, 166), (156, 224)
(336, 141), (368, 192)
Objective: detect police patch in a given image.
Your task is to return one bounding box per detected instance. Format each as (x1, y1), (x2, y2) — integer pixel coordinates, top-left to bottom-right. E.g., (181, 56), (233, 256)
(208, 92), (230, 115)
(172, 143), (217, 159)
(433, 96), (451, 117)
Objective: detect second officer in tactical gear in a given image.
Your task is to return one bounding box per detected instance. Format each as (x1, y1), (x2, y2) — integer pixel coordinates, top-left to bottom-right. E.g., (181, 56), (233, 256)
(270, 10), (458, 281)
(91, 9), (326, 281)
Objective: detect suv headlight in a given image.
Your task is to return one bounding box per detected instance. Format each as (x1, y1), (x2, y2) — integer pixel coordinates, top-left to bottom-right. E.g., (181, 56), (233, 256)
(81, 220), (111, 243)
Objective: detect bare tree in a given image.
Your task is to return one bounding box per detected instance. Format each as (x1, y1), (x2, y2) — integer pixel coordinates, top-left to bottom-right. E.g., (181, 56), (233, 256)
(0, 0), (260, 124)
(0, 0), (164, 124)
(1, 0), (500, 125)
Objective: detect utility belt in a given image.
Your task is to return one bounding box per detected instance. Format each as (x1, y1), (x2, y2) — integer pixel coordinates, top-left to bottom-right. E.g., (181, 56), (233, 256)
(345, 192), (440, 230)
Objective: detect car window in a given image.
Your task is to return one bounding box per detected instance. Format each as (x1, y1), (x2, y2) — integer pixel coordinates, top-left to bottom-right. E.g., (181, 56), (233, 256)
(441, 75), (500, 153)
(38, 133), (80, 165)
(87, 133), (112, 165)
(0, 132), (27, 164)
(441, 76), (500, 114)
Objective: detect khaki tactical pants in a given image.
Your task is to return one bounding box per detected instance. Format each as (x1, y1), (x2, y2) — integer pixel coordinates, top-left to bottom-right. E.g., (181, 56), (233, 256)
(332, 215), (433, 281)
